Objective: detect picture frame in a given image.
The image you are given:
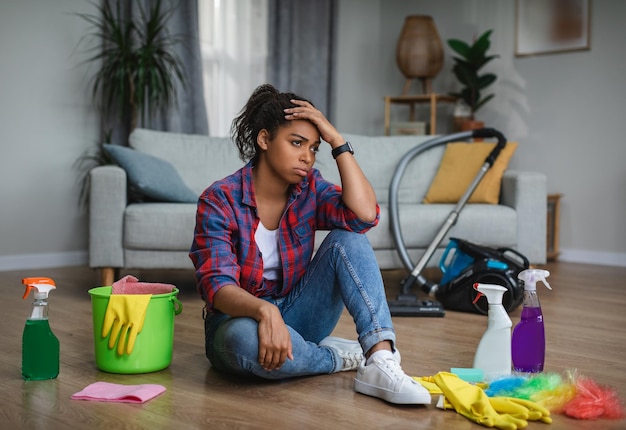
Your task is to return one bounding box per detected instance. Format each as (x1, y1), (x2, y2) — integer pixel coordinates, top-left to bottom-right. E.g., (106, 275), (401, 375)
(515, 0), (590, 57)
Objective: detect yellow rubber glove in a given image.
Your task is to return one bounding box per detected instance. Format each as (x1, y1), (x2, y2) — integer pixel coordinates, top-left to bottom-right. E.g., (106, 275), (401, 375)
(413, 376), (443, 395)
(490, 397), (552, 424)
(102, 294), (151, 355)
(432, 372), (528, 430)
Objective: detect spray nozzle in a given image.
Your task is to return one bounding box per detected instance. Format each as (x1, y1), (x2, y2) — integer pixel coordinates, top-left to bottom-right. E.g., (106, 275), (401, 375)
(22, 277), (56, 300)
(517, 269), (552, 291)
(473, 283), (507, 305)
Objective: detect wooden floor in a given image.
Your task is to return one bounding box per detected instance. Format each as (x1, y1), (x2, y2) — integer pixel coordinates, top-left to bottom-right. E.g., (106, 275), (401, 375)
(1, 261), (625, 429)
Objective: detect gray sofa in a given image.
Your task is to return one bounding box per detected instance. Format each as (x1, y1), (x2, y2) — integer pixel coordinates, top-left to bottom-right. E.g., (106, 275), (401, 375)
(89, 128), (546, 286)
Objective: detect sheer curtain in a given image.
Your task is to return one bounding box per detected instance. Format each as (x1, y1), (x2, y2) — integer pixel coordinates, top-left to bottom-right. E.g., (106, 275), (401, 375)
(198, 0), (268, 137)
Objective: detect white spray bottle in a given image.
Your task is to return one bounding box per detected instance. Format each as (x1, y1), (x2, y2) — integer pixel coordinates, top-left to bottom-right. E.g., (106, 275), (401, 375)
(472, 283), (512, 381)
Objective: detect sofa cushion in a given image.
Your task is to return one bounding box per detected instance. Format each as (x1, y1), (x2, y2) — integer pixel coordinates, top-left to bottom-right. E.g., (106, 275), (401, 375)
(128, 129), (440, 204)
(129, 128), (243, 195)
(103, 144), (198, 203)
(423, 142), (518, 204)
(124, 203), (197, 250)
(314, 133), (443, 205)
(365, 203), (517, 250)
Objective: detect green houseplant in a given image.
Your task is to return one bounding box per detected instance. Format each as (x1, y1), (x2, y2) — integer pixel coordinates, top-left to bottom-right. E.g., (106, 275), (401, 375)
(447, 29), (498, 123)
(78, 0), (186, 133)
(74, 0), (187, 206)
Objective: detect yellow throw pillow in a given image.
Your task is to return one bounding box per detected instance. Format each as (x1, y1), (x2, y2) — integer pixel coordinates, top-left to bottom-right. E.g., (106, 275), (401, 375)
(423, 142), (518, 204)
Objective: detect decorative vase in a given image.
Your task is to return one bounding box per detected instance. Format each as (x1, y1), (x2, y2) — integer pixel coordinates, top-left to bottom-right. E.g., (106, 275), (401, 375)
(396, 15), (444, 95)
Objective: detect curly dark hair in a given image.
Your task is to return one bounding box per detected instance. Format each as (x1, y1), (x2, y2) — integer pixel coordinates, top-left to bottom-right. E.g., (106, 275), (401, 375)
(231, 84), (311, 163)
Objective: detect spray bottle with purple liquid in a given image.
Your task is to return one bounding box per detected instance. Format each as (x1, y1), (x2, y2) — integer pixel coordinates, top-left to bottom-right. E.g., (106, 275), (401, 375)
(511, 269), (552, 373)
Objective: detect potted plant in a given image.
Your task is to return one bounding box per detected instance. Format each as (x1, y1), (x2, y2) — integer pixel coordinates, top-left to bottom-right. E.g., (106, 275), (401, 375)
(74, 0), (186, 206)
(77, 0), (186, 137)
(447, 29), (498, 130)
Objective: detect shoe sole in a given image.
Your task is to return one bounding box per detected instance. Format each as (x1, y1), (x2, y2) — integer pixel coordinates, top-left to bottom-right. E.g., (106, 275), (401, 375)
(353, 379), (431, 405)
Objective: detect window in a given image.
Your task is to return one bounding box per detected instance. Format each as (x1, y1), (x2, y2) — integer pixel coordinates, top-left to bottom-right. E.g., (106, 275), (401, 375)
(198, 0), (268, 137)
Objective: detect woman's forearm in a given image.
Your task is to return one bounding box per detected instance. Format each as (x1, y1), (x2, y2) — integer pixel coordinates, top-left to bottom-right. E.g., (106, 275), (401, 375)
(335, 151), (378, 222)
(213, 284), (278, 322)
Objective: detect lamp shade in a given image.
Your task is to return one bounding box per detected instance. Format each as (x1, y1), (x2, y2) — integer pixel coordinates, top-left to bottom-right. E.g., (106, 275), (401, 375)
(396, 15), (444, 94)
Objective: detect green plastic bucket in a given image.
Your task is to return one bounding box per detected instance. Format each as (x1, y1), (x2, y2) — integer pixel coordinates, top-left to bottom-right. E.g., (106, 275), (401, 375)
(88, 286), (183, 374)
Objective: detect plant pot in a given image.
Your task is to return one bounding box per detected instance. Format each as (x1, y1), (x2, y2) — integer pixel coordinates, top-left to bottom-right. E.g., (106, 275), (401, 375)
(460, 119), (485, 141)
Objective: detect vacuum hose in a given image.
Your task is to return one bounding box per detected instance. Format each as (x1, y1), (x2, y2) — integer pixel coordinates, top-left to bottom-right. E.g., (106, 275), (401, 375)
(388, 128), (507, 296)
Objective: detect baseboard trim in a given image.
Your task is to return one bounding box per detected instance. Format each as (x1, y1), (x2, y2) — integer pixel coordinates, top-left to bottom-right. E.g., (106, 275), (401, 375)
(558, 248), (626, 268)
(0, 251), (88, 271)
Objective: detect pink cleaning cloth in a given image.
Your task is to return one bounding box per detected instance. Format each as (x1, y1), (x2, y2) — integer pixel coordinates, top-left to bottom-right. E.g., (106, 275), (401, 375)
(71, 382), (166, 404)
(111, 275), (175, 295)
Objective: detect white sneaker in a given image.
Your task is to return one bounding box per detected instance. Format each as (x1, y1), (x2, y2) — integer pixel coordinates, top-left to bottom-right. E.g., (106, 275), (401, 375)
(354, 351), (431, 405)
(319, 337), (403, 371)
(319, 336), (363, 372)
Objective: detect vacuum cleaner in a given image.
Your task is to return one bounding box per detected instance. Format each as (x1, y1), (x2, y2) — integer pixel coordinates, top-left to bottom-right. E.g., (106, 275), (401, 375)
(387, 128), (528, 317)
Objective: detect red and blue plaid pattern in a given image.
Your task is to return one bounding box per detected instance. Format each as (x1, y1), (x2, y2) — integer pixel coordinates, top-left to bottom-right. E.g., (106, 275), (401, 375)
(190, 162), (379, 309)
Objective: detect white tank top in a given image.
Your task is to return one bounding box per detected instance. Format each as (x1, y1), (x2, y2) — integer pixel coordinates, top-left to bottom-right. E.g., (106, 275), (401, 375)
(255, 222), (281, 281)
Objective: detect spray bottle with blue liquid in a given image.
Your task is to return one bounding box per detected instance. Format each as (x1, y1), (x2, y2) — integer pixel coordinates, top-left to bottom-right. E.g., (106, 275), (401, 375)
(21, 277), (60, 380)
(511, 269), (552, 373)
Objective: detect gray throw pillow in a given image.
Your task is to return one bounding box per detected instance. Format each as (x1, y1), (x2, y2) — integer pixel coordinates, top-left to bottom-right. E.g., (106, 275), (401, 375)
(103, 143), (198, 203)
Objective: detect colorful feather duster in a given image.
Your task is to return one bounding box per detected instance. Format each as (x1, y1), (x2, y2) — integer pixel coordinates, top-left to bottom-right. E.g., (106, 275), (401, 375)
(486, 370), (625, 420)
(564, 374), (625, 420)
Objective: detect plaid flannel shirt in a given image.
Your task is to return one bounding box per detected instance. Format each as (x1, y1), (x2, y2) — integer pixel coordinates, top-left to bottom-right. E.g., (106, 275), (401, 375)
(189, 161), (379, 309)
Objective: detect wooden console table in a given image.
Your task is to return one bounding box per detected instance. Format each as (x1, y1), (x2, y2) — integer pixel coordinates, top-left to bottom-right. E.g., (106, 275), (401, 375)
(547, 193), (563, 261)
(384, 93), (457, 135)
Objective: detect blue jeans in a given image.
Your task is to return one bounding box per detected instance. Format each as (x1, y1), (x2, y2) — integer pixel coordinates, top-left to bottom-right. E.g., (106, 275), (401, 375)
(204, 229), (396, 379)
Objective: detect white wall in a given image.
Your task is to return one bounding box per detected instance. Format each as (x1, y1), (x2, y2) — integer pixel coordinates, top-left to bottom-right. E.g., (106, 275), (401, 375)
(0, 0), (98, 269)
(336, 0), (626, 267)
(1, 0), (625, 270)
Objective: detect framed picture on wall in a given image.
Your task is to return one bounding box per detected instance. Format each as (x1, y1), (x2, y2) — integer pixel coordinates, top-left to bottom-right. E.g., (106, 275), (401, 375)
(515, 0), (591, 57)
